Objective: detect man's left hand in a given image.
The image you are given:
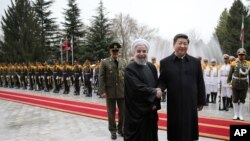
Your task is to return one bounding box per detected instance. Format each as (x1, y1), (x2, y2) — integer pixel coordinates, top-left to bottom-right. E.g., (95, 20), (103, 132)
(197, 105), (203, 111)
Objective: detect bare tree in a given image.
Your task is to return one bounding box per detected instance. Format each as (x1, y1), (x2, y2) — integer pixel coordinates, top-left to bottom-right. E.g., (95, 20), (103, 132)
(112, 13), (158, 59)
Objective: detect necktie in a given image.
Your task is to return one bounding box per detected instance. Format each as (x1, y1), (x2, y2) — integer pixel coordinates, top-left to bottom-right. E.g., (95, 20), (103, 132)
(114, 60), (118, 67)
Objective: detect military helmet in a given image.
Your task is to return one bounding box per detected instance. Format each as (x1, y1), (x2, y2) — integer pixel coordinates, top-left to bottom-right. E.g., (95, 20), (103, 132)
(237, 48), (246, 55)
(223, 54), (229, 59)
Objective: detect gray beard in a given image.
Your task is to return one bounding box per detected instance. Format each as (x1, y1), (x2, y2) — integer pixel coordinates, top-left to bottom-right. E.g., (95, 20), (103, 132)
(134, 56), (148, 65)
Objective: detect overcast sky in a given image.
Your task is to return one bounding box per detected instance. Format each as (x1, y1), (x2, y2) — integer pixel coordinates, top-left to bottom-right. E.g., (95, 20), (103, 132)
(1, 0), (250, 42)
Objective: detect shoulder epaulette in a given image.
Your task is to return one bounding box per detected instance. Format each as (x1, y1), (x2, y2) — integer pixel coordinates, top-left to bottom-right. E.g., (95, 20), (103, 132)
(246, 61), (250, 67)
(217, 64), (222, 70)
(230, 61), (237, 67)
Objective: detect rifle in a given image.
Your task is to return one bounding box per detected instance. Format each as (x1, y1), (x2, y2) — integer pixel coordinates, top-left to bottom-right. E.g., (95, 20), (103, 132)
(218, 81), (223, 110)
(15, 72), (22, 88)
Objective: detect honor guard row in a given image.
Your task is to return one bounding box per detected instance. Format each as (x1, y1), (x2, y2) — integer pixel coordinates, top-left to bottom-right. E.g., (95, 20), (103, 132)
(201, 48), (250, 120)
(0, 61), (100, 97)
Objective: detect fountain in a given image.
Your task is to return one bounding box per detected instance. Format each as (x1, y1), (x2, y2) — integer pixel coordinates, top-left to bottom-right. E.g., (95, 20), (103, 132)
(148, 35), (223, 64)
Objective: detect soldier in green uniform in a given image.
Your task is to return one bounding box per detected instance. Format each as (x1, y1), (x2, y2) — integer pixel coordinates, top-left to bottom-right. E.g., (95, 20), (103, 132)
(227, 48), (250, 120)
(0, 64), (3, 87)
(99, 42), (127, 139)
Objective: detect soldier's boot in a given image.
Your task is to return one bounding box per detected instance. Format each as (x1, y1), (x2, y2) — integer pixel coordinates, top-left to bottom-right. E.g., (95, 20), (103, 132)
(86, 85), (91, 97)
(53, 86), (59, 93)
(205, 94), (210, 105)
(86, 90), (91, 97)
(44, 85), (49, 92)
(23, 83), (27, 89)
(233, 103), (239, 120)
(63, 89), (69, 94)
(239, 103), (244, 121)
(222, 97), (228, 111)
(118, 130), (123, 137)
(229, 97), (233, 108)
(65, 87), (70, 94)
(29, 86), (33, 90)
(226, 97), (231, 109)
(111, 132), (117, 140)
(89, 90), (92, 97)
(74, 88), (80, 95)
(222, 97), (226, 110)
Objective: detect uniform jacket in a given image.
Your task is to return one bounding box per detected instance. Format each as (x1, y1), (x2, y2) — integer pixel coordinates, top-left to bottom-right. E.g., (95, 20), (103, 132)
(227, 60), (250, 90)
(99, 57), (127, 99)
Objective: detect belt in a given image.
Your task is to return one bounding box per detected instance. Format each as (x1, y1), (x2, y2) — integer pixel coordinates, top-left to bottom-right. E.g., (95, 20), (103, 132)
(233, 76), (247, 80)
(221, 75), (228, 77)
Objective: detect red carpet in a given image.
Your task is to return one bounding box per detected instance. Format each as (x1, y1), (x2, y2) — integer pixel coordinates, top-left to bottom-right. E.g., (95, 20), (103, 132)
(1, 90), (250, 140)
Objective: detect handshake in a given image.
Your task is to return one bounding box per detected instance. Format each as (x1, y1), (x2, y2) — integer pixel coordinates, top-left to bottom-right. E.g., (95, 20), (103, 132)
(155, 88), (163, 98)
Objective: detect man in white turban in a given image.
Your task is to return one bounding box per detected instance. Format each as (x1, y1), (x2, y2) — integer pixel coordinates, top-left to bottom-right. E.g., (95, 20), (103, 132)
(130, 39), (150, 65)
(124, 39), (162, 141)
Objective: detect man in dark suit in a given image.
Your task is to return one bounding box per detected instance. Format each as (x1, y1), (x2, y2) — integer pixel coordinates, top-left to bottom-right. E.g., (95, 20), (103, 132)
(158, 34), (206, 141)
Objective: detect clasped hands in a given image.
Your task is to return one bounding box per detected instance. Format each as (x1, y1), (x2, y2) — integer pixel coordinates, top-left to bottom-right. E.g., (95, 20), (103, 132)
(152, 88), (163, 110)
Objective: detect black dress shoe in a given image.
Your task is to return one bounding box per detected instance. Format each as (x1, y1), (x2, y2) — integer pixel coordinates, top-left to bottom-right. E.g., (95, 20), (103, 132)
(118, 131), (123, 137)
(111, 133), (117, 140)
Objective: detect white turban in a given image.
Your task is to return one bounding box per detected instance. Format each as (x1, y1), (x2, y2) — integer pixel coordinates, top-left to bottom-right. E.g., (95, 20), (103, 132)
(131, 39), (150, 53)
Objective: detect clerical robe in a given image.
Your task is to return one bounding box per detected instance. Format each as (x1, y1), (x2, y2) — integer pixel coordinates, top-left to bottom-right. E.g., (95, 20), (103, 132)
(124, 62), (160, 141)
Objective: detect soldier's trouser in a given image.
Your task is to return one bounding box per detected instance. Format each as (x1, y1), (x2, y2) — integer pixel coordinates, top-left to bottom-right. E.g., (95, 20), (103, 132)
(106, 98), (124, 133)
(0, 78), (2, 86)
(53, 74), (59, 92)
(20, 76), (26, 88)
(84, 79), (92, 96)
(15, 75), (20, 88)
(232, 88), (247, 103)
(211, 92), (217, 103)
(74, 75), (80, 93)
(29, 77), (34, 89)
(63, 75), (69, 92)
(44, 75), (50, 91)
(35, 76), (41, 90)
(4, 77), (8, 87)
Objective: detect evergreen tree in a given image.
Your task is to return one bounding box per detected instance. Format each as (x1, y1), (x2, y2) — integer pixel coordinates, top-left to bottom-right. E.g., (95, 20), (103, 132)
(84, 0), (113, 61)
(1, 0), (42, 62)
(62, 0), (85, 62)
(33, 0), (59, 60)
(223, 0), (250, 56)
(215, 8), (229, 53)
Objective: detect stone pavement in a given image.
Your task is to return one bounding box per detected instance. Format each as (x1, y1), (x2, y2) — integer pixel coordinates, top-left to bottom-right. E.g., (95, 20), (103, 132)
(0, 87), (250, 141)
